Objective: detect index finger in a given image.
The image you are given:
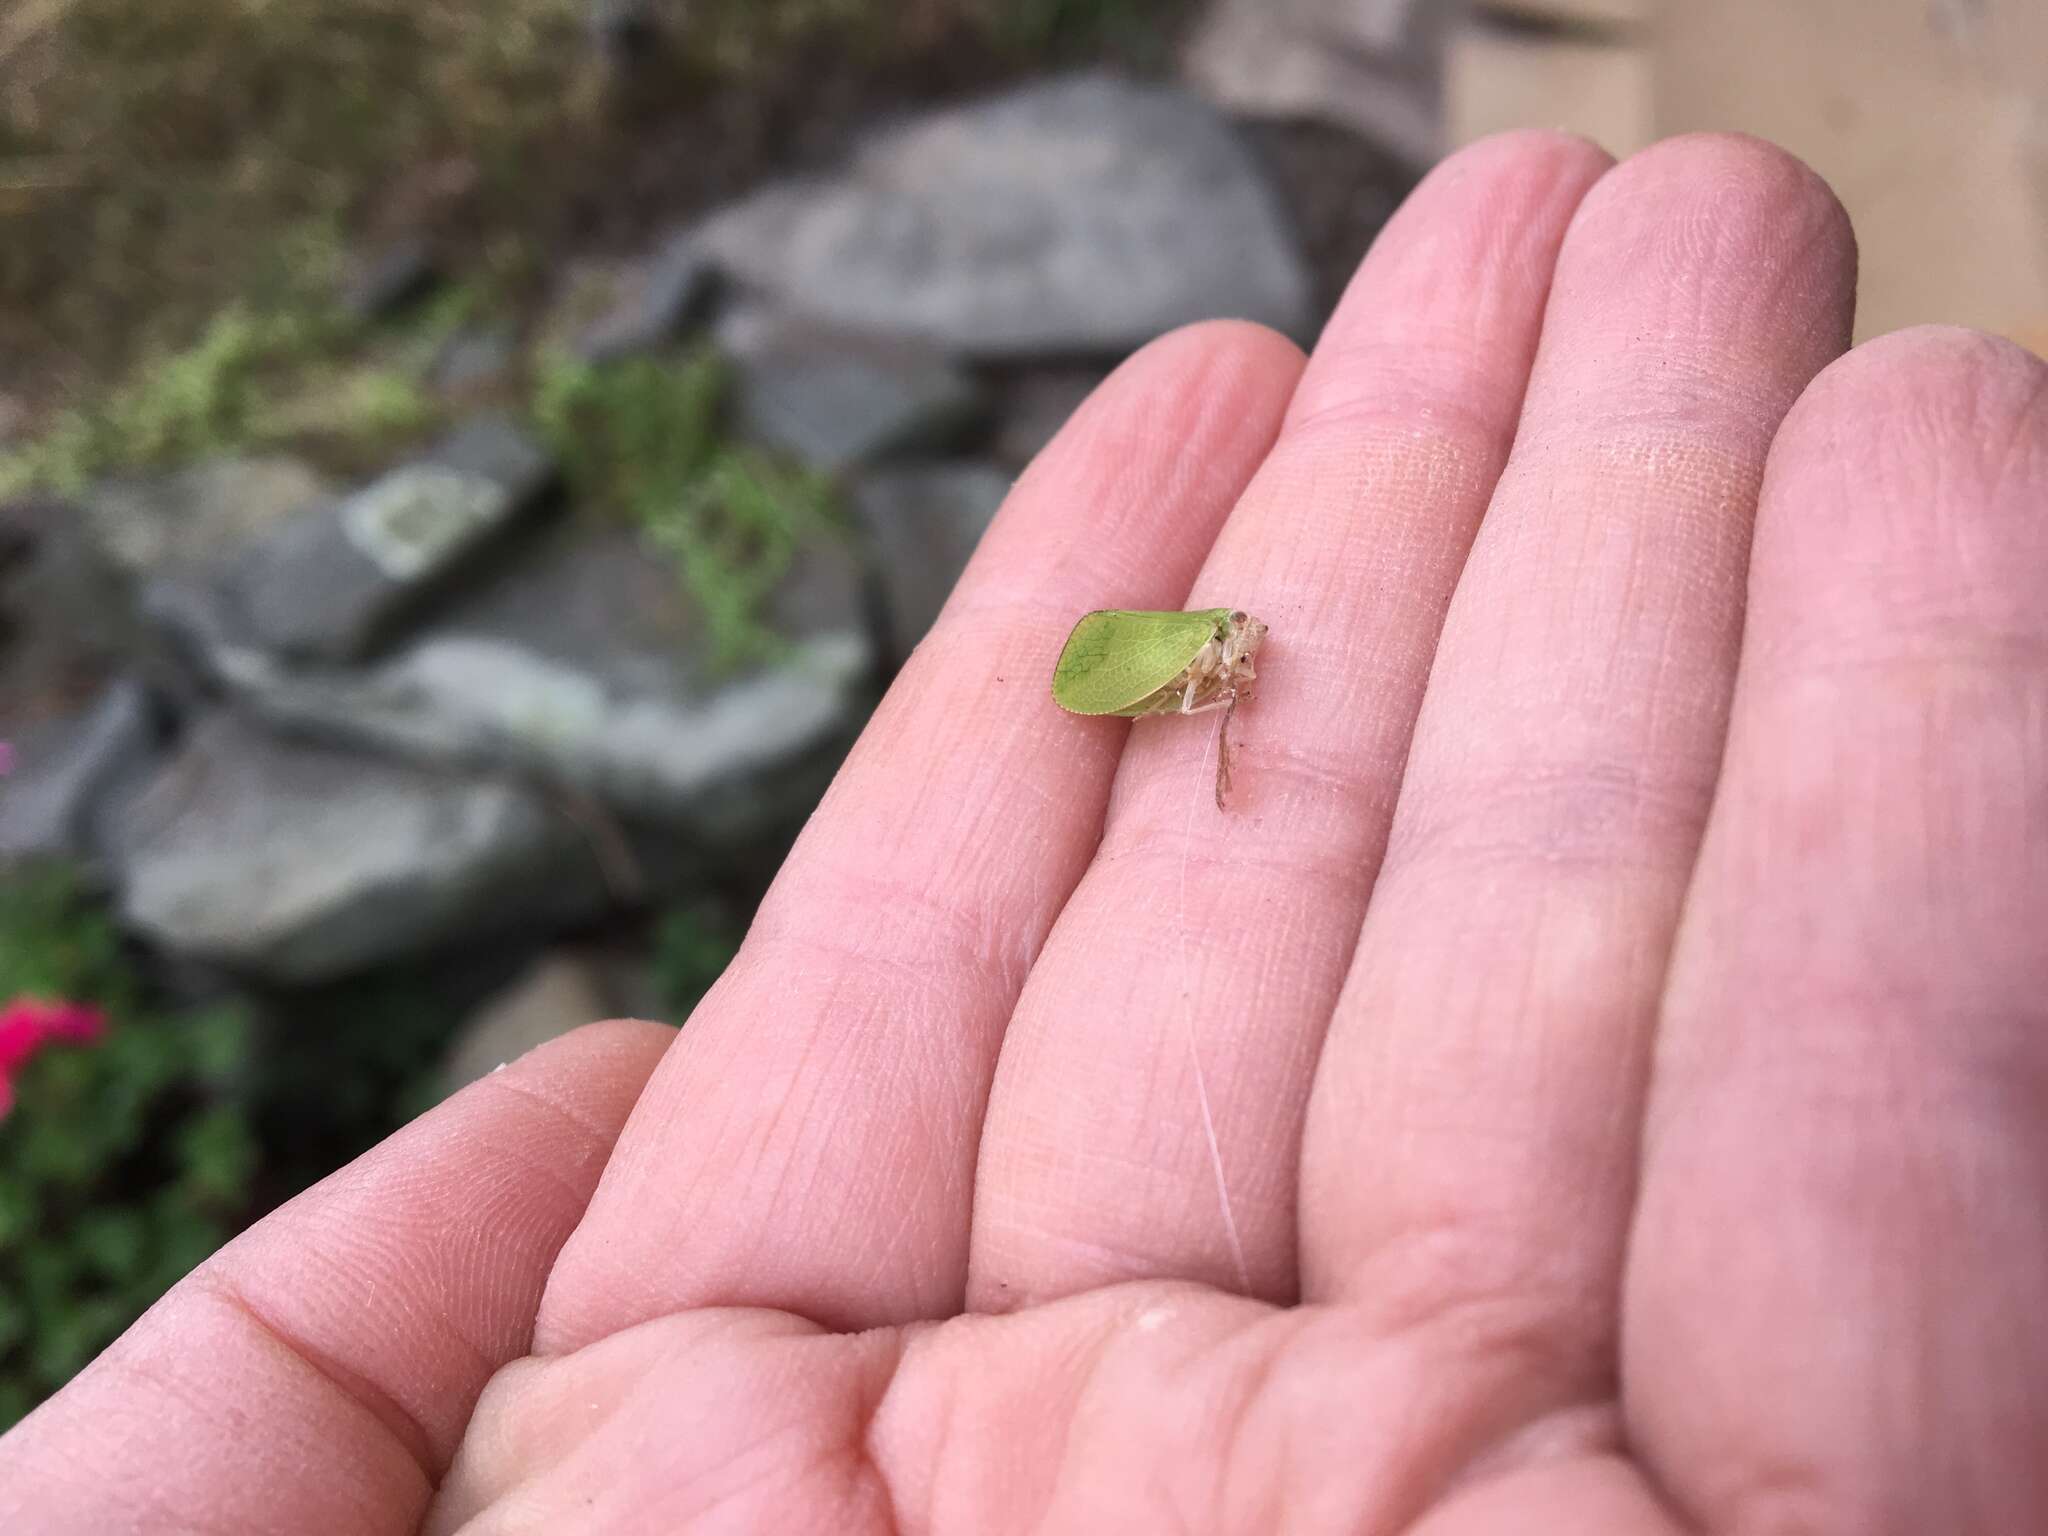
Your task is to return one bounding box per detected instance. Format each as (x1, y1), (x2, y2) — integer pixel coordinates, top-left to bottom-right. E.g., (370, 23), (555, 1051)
(534, 322), (1307, 1349)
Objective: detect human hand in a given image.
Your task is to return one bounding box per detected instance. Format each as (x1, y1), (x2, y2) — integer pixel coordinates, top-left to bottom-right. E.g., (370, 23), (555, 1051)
(5, 132), (2044, 1534)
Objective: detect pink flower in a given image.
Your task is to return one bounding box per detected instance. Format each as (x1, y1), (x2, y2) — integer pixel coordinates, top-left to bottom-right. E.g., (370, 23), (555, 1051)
(0, 996), (109, 1119)
(0, 1009), (43, 1073)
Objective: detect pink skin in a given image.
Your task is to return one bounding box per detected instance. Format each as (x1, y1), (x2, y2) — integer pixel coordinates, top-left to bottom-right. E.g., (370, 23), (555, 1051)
(4, 133), (2046, 1533)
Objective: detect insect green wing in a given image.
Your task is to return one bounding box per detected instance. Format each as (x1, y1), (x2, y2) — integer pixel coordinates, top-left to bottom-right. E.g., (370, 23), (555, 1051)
(1051, 609), (1233, 715)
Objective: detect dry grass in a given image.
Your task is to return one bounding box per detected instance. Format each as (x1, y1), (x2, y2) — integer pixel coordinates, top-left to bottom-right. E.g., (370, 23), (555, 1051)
(2, 0), (588, 392)
(0, 0), (1186, 411)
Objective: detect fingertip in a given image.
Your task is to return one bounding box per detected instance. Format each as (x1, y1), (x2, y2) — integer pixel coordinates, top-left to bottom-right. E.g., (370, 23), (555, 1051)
(1767, 322), (2048, 531)
(1337, 127), (1613, 318)
(512, 1016), (679, 1077)
(1292, 126), (1609, 434)
(1752, 324), (2048, 656)
(1436, 126), (1616, 187)
(1559, 132), (1858, 363)
(1147, 315), (1310, 375)
(993, 314), (1306, 568)
(1602, 132), (1851, 249)
(1076, 317), (1307, 442)
(440, 1016), (674, 1150)
(1785, 324), (2048, 446)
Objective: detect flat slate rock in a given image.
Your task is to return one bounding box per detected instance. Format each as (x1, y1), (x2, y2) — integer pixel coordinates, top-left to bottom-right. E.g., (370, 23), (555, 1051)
(111, 713), (606, 984)
(990, 368), (1109, 469)
(1183, 0), (1448, 168)
(694, 73), (1314, 358)
(86, 456), (332, 581)
(573, 233), (719, 364)
(717, 307), (984, 473)
(1, 493), (137, 727)
(850, 462), (1011, 663)
(0, 676), (160, 869)
(211, 518), (877, 842)
(229, 415), (555, 664)
(433, 327), (520, 398)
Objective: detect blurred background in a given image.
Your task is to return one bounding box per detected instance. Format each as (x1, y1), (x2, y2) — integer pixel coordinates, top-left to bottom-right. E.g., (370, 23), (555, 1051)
(1, 0), (2042, 1429)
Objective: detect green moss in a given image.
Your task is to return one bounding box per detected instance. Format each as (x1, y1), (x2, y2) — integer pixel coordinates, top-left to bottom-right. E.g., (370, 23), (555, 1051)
(0, 286), (489, 498)
(2, 0), (588, 383)
(533, 349), (728, 502)
(533, 348), (840, 672)
(0, 307), (317, 498)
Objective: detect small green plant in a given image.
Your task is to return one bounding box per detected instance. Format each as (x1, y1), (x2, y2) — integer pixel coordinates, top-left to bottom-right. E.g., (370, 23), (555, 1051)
(0, 307), (313, 498)
(534, 348), (841, 671)
(0, 300), (444, 500)
(3, 0), (586, 384)
(0, 872), (256, 1432)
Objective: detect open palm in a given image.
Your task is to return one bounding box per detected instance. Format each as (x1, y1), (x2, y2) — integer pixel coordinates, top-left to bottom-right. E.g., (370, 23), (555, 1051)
(7, 132), (2046, 1534)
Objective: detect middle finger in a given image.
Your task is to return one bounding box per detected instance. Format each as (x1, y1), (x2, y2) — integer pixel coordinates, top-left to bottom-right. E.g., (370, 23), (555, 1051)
(968, 132), (1612, 1309)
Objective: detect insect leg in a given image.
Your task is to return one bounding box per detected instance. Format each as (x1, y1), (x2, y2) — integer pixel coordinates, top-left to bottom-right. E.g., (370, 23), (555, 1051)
(1214, 690), (1239, 811)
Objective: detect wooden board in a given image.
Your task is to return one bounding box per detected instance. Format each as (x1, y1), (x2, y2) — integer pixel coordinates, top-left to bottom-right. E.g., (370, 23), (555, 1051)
(1655, 0), (2048, 347)
(1447, 22), (1653, 157)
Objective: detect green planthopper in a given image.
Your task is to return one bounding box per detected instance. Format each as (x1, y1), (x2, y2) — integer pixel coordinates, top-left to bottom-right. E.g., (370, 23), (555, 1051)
(1052, 608), (1269, 810)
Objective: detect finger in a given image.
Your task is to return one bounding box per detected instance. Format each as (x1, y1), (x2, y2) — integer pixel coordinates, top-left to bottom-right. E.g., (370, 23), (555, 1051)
(535, 323), (1306, 1350)
(0, 1020), (670, 1535)
(966, 132), (1614, 1310)
(1627, 329), (2048, 1530)
(1298, 131), (1855, 1393)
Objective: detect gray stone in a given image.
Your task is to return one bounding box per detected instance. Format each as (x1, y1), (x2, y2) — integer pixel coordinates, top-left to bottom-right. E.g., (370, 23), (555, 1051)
(1182, 0), (1449, 169)
(850, 463), (1012, 663)
(584, 935), (675, 1031)
(343, 235), (441, 321)
(717, 307), (984, 473)
(991, 368), (1109, 469)
(0, 494), (135, 727)
(0, 677), (159, 868)
(210, 519), (876, 842)
(432, 328), (519, 397)
(231, 416), (556, 663)
(575, 234), (718, 363)
(441, 951), (612, 1096)
(111, 713), (607, 984)
(86, 457), (332, 580)
(694, 74), (1314, 357)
